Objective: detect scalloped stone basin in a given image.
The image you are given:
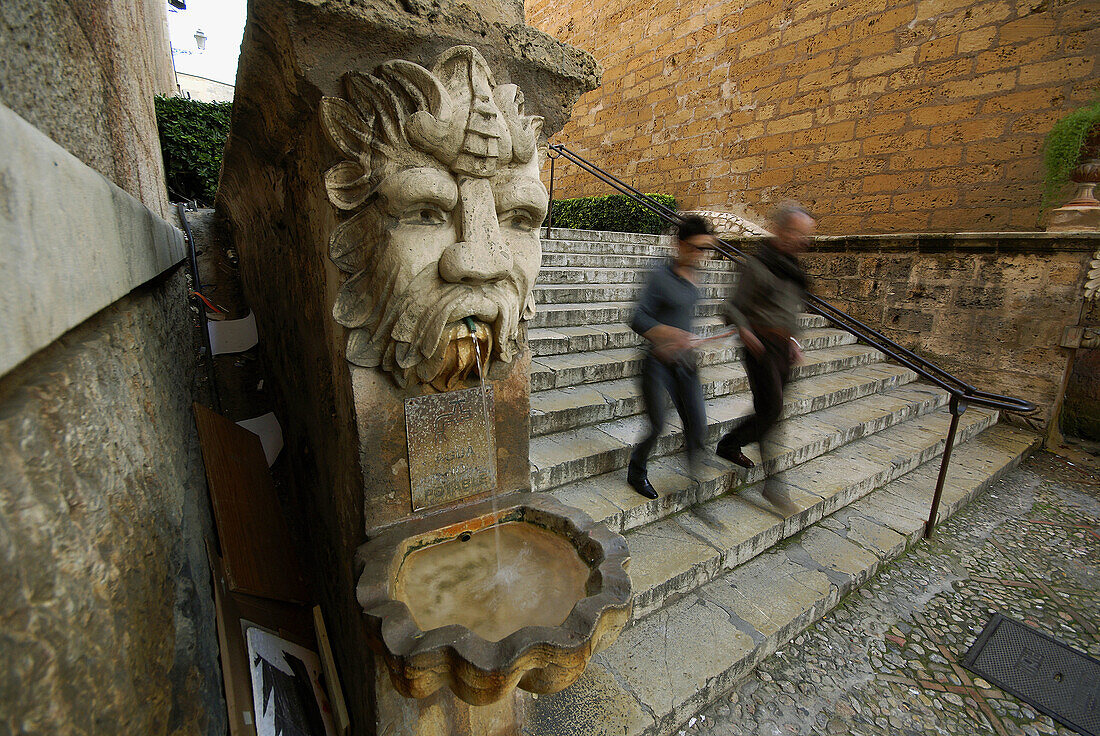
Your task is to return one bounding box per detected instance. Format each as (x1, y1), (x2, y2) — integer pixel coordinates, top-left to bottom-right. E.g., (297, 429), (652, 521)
(357, 492), (631, 706)
(393, 521), (591, 642)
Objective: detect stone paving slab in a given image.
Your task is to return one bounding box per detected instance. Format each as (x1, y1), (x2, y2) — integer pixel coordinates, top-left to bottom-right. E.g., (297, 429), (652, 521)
(544, 383), (951, 531)
(530, 364), (925, 492)
(524, 423), (1040, 736)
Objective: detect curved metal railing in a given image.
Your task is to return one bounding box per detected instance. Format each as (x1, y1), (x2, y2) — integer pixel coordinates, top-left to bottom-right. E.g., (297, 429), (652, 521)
(545, 142), (1036, 536)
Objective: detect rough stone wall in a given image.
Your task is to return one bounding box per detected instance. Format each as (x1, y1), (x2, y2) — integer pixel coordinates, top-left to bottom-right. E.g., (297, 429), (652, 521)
(0, 1), (223, 733)
(787, 234), (1096, 430)
(0, 271), (222, 735)
(1062, 292), (1100, 440)
(0, 0), (176, 218)
(526, 0), (1100, 234)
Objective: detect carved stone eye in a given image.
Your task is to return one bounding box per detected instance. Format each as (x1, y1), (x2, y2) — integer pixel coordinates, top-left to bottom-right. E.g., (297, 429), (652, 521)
(499, 208), (539, 232)
(401, 205), (450, 227)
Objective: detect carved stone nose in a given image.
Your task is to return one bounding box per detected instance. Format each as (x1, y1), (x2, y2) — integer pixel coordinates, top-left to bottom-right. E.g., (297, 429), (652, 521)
(439, 177), (512, 284)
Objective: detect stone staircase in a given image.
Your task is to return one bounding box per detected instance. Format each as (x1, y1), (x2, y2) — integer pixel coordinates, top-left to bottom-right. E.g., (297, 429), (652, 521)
(522, 228), (1040, 736)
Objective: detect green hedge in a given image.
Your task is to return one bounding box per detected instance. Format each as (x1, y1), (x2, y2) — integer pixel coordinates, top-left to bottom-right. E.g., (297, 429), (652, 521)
(154, 95), (233, 204)
(546, 193), (677, 235)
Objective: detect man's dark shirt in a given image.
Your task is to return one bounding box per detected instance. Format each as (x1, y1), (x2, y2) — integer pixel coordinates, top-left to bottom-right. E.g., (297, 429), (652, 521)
(630, 259), (698, 338)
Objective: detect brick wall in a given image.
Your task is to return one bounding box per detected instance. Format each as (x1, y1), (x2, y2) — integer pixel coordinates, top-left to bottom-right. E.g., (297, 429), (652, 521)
(527, 0), (1099, 234)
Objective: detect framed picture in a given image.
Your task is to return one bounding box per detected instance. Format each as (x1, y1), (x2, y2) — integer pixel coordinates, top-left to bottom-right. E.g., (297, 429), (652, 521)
(246, 627), (336, 736)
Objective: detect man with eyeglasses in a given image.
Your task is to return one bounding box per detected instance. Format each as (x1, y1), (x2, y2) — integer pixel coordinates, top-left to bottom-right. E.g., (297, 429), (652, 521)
(626, 215), (717, 499)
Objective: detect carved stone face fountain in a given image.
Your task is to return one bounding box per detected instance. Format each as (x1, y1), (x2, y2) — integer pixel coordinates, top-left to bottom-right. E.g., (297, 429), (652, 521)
(216, 2), (615, 732)
(320, 46), (629, 733)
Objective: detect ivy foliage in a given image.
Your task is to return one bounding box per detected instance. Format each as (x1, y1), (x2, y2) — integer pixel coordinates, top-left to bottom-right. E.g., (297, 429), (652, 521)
(546, 193), (678, 234)
(154, 95), (233, 204)
(1042, 97), (1100, 207)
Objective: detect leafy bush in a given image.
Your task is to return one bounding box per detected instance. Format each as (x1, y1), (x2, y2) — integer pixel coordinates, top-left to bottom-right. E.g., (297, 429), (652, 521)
(154, 95), (233, 204)
(1042, 97), (1100, 207)
(546, 193), (678, 234)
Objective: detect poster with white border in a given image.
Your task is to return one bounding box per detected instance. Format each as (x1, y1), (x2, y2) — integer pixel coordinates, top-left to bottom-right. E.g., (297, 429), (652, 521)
(246, 627), (336, 736)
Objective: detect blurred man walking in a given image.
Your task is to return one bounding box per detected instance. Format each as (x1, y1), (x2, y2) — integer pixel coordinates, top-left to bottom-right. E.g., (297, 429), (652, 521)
(715, 203), (814, 509)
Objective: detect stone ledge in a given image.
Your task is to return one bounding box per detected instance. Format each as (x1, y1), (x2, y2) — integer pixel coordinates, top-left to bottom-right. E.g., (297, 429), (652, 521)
(723, 231), (1100, 253)
(0, 103), (186, 377)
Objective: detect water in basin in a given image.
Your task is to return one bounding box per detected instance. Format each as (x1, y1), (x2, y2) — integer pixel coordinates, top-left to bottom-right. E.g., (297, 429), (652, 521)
(393, 521), (590, 642)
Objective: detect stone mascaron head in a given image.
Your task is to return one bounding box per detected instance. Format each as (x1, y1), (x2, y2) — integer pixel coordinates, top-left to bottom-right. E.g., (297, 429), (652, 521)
(320, 46), (547, 392)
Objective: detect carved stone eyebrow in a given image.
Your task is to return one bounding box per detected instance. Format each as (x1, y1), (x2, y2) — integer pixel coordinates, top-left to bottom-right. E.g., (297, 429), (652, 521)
(493, 174), (549, 219)
(376, 167), (459, 212)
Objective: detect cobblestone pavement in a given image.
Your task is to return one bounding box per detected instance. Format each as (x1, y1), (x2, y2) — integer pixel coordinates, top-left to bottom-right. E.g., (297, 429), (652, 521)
(689, 446), (1100, 736)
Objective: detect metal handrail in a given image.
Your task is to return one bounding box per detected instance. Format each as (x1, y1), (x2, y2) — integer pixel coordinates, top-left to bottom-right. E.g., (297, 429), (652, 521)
(545, 142), (1036, 536)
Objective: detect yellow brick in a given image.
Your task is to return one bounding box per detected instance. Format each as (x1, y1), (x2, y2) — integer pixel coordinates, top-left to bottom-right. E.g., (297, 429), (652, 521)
(1018, 56), (1095, 86)
(855, 112), (908, 138)
(863, 130), (927, 155)
(998, 15), (1056, 43)
(918, 35), (959, 63)
(815, 141), (863, 161)
(958, 26), (998, 53)
(767, 111), (816, 134)
(974, 36), (1060, 74)
(979, 87), (1064, 114)
(889, 146), (963, 169)
(862, 172), (924, 192)
(891, 188), (960, 210)
(928, 118), (1006, 145)
(940, 70), (1016, 98)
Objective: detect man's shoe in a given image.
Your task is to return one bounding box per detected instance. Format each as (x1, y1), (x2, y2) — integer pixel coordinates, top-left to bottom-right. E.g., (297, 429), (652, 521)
(628, 474), (659, 499)
(716, 444), (755, 468)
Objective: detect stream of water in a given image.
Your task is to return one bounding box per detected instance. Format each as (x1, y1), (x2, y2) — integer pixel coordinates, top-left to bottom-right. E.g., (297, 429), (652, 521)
(469, 323), (504, 574)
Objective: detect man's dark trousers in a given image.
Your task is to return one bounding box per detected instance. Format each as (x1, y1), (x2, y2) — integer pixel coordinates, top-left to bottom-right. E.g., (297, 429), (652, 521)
(716, 332), (791, 458)
(629, 353), (707, 478)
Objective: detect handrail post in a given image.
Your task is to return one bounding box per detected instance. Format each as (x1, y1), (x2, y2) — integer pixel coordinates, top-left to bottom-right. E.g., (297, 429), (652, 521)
(545, 145), (558, 234)
(925, 394), (966, 538)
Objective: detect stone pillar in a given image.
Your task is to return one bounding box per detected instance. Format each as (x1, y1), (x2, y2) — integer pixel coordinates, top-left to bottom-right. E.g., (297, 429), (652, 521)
(216, 1), (597, 731)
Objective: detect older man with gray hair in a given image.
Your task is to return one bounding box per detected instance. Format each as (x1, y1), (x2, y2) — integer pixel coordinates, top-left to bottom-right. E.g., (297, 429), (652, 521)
(715, 202), (815, 509)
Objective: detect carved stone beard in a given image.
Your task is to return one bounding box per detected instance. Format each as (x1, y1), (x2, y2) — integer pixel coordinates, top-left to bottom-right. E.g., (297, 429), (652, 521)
(340, 250), (528, 392)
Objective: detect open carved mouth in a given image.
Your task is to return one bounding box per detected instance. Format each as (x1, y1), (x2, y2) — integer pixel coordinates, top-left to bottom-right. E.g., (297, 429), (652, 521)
(429, 317), (494, 392)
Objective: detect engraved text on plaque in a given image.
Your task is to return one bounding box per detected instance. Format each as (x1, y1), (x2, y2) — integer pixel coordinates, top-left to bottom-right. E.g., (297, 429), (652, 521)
(404, 386), (496, 511)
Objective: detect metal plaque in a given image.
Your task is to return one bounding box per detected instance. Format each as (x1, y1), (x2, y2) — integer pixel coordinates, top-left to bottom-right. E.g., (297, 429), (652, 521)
(405, 386), (497, 511)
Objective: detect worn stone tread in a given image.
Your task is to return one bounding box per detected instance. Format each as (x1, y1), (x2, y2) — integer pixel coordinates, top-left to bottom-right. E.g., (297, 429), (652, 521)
(530, 298), (727, 329)
(530, 327), (859, 394)
(524, 423), (1040, 736)
(530, 339), (875, 434)
(533, 281), (734, 305)
(537, 265), (734, 285)
(529, 363), (923, 492)
(528, 313), (829, 357)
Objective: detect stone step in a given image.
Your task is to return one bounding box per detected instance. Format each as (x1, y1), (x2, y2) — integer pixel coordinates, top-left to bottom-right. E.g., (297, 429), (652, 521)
(531, 340), (877, 436)
(544, 227), (667, 246)
(533, 281), (734, 305)
(622, 404), (1000, 622)
(540, 251), (736, 271)
(544, 381), (948, 534)
(530, 298), (727, 329)
(536, 266), (733, 285)
(524, 423), (1041, 736)
(528, 314), (830, 358)
(529, 327), (858, 395)
(529, 363), (923, 493)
